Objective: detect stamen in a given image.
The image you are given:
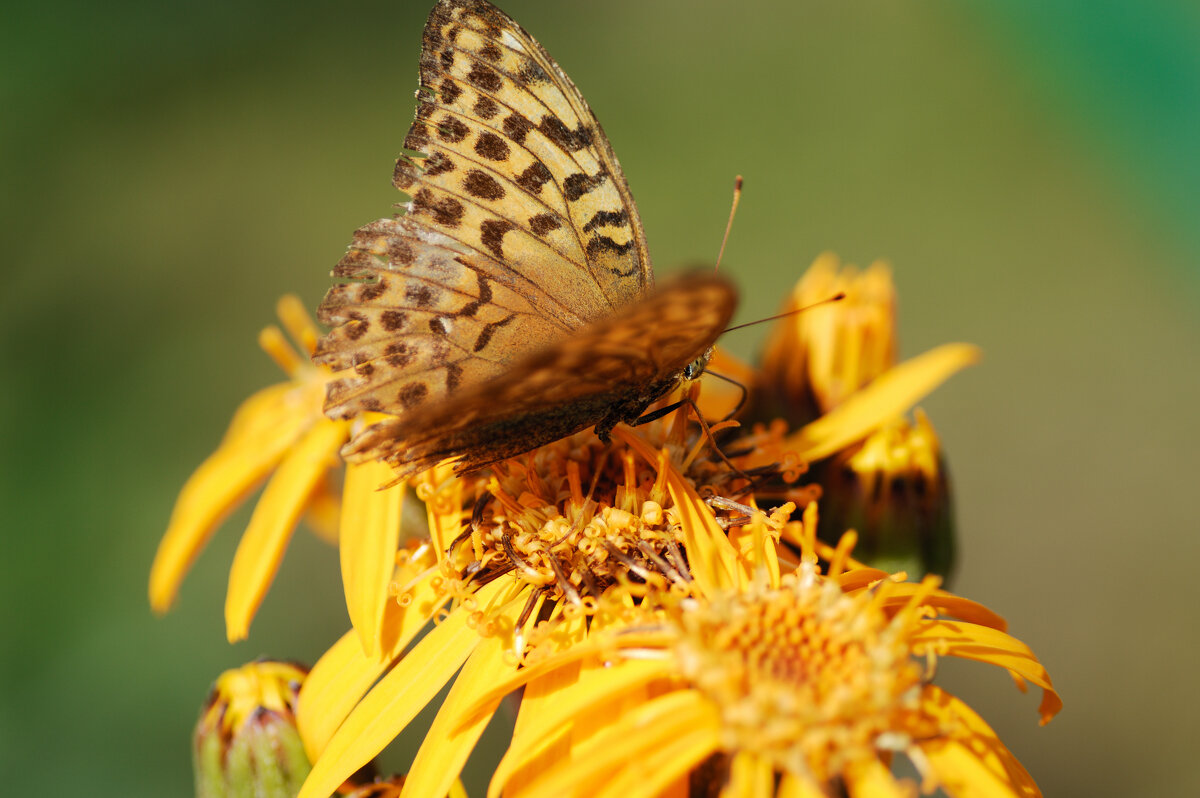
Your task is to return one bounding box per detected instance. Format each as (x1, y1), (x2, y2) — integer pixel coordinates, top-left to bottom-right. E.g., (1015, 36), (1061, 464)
(501, 534), (545, 583)
(828, 529), (857, 576)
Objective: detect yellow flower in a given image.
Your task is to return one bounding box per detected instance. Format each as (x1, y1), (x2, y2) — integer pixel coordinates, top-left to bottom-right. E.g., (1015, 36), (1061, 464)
(292, 362), (1013, 798)
(153, 265), (1033, 798)
(149, 296), (406, 647)
(438, 517), (1060, 798)
(293, 396), (776, 798)
(758, 252), (898, 426)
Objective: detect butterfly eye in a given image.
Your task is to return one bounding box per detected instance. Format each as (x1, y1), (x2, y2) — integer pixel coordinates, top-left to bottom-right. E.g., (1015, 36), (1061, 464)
(682, 347), (715, 381)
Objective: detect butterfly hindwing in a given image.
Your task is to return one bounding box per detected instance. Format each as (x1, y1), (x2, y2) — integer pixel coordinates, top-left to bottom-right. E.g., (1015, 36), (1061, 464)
(314, 218), (573, 419)
(343, 273), (738, 477)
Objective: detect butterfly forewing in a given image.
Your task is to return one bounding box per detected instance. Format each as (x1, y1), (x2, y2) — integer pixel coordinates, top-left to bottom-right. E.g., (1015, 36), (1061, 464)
(315, 0), (738, 477)
(400, 0), (653, 313)
(317, 0), (654, 425)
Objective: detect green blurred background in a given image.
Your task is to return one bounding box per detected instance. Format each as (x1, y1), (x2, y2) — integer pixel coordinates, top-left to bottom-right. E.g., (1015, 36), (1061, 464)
(4, 0), (1198, 794)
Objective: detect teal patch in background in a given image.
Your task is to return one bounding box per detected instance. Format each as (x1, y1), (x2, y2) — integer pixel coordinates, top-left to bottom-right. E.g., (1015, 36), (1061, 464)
(967, 0), (1200, 278)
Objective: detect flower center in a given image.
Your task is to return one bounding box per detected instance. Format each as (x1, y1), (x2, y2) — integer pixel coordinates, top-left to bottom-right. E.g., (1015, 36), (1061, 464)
(673, 572), (922, 779)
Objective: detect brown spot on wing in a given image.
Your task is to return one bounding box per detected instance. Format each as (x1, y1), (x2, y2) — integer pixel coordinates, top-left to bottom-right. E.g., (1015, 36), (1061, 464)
(480, 219), (516, 259)
(501, 112), (532, 145)
(359, 281), (386, 301)
(539, 116), (592, 153)
(381, 310), (407, 331)
(398, 382), (429, 408)
(473, 95), (500, 120)
(563, 172), (606, 201)
(528, 212), (562, 236)
(406, 284), (436, 307)
(479, 41), (502, 62)
(466, 63), (503, 93)
(463, 169), (505, 200)
(437, 116), (470, 143)
(473, 131), (510, 161)
(515, 162), (552, 194)
(473, 313), (516, 352)
(582, 209), (629, 232)
(439, 78), (462, 105)
(422, 151), (456, 177)
(412, 189), (465, 227)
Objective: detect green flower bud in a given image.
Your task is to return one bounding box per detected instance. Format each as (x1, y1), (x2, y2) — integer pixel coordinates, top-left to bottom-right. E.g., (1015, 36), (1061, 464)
(193, 660), (311, 798)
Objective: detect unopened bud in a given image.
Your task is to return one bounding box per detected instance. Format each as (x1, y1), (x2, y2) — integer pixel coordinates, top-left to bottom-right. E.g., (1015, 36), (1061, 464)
(193, 660), (310, 798)
(817, 410), (955, 580)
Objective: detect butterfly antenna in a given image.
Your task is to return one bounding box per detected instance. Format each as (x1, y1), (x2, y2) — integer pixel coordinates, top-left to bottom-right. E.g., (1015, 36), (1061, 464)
(722, 292), (846, 334)
(714, 175), (743, 272)
(700, 368), (749, 421)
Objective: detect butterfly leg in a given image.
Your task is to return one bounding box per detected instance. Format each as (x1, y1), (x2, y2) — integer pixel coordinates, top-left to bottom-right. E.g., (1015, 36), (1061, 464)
(631, 397), (753, 484)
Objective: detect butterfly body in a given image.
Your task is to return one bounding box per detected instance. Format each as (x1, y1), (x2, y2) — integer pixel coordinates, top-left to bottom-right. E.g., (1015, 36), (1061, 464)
(315, 0), (737, 479)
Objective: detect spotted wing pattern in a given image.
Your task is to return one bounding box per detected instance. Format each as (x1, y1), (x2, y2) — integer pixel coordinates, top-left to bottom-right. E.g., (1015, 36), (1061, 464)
(315, 0), (653, 422)
(344, 273), (738, 478)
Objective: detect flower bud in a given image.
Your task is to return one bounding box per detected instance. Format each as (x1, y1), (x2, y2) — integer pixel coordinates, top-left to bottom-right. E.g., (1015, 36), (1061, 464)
(193, 660), (310, 798)
(818, 410), (956, 580)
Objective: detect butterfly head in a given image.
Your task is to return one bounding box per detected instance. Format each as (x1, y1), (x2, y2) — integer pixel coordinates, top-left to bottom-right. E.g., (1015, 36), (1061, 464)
(681, 347), (715, 382)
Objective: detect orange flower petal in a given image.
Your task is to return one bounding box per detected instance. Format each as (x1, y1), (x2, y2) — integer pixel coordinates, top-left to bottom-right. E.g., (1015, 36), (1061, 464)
(494, 661), (582, 798)
(777, 772), (829, 798)
(785, 343), (981, 461)
(149, 382), (318, 613)
(912, 620), (1062, 724)
(401, 633), (516, 798)
(340, 460), (404, 655)
(842, 757), (912, 798)
(724, 751), (775, 798)
(519, 690), (719, 798)
(296, 568), (442, 761)
(224, 419), (348, 641)
(488, 658), (678, 796)
(918, 685), (1040, 798)
(297, 580), (516, 798)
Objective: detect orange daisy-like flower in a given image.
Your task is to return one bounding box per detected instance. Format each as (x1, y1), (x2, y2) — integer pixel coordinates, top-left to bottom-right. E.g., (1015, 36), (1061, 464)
(153, 265), (1043, 798)
(289, 344), (1011, 798)
(434, 516), (1060, 798)
(758, 252), (898, 427)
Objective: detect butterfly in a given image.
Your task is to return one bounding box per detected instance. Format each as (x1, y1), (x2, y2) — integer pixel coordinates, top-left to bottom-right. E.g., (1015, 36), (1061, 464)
(314, 0), (737, 479)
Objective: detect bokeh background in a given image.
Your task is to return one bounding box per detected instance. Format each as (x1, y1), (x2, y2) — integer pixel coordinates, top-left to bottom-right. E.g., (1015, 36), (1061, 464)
(4, 0), (1198, 795)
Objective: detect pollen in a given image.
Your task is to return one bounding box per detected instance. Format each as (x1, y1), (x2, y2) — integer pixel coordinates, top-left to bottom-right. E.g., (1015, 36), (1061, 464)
(447, 404), (785, 607)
